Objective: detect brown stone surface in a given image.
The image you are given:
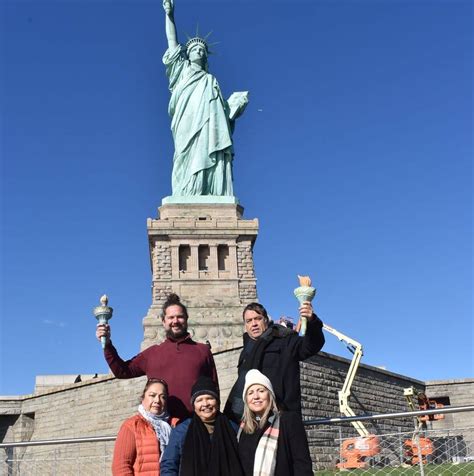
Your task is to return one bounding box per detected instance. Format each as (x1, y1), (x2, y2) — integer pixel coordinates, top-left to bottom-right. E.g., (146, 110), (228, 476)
(143, 203), (259, 352)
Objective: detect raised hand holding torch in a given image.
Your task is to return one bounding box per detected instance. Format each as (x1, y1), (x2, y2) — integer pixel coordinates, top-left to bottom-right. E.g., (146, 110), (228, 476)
(294, 275), (316, 336)
(93, 295), (113, 349)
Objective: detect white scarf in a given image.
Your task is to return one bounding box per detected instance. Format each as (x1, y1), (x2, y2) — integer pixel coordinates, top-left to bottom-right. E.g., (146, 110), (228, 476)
(138, 404), (172, 459)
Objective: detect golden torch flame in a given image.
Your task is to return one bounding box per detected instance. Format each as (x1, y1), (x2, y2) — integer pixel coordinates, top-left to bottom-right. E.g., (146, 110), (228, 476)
(297, 275), (312, 287)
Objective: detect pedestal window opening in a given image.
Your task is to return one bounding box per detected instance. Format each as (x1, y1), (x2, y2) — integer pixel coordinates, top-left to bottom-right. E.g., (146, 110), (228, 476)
(218, 245), (229, 271)
(179, 245), (191, 272)
(198, 245), (210, 271)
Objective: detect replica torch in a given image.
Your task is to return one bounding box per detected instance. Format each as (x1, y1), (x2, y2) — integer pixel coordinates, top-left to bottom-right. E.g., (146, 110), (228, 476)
(294, 275), (316, 336)
(93, 295), (113, 349)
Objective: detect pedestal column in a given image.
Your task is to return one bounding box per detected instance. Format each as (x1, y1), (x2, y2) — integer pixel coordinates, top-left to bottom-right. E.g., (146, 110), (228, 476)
(142, 203), (259, 352)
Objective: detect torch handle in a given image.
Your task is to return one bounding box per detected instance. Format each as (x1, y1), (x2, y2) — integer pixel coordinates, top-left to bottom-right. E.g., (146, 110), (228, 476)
(295, 297), (307, 336)
(98, 315), (109, 349)
(299, 317), (307, 337)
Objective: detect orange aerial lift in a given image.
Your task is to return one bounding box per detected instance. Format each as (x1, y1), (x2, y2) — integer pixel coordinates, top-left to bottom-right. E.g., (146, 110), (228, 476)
(403, 387), (444, 465)
(322, 323), (380, 470)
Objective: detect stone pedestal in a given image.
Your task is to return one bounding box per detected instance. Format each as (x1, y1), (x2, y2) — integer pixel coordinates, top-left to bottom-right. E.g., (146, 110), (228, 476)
(142, 203), (259, 352)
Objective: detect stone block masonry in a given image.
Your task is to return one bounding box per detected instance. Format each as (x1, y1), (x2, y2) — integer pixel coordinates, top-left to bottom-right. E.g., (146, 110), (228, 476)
(1, 350), (430, 473)
(143, 203), (259, 352)
(424, 379), (474, 456)
(300, 352), (425, 468)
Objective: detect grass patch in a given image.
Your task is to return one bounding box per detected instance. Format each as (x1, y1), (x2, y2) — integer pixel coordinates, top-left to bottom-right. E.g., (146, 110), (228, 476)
(314, 461), (474, 475)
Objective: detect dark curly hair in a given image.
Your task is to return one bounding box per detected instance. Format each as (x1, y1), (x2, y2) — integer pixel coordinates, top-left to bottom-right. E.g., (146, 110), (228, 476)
(161, 293), (189, 320)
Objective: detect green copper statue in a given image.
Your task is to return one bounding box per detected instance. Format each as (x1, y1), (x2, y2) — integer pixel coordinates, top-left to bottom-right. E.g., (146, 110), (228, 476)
(163, 0), (248, 198)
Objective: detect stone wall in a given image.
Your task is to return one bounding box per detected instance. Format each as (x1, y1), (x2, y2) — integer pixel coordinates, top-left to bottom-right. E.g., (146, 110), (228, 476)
(0, 399), (21, 446)
(425, 379), (474, 427)
(424, 378), (474, 459)
(214, 347), (242, 404)
(0, 349), (242, 446)
(0, 377), (145, 474)
(1, 350), (428, 473)
(300, 352), (424, 468)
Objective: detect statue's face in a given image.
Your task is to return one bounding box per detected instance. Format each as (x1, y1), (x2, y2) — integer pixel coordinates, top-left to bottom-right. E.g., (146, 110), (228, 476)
(188, 44), (207, 65)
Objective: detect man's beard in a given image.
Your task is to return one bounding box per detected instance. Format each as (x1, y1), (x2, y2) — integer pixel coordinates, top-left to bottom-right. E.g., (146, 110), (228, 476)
(166, 325), (188, 340)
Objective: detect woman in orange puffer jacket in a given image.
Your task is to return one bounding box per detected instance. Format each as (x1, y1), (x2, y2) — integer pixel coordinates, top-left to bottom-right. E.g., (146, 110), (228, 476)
(113, 378), (179, 475)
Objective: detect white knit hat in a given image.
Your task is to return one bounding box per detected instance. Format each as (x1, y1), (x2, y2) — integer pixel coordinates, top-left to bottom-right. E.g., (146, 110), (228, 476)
(242, 369), (275, 400)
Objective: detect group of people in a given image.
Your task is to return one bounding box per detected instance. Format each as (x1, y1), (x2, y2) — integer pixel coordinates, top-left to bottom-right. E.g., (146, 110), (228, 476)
(97, 293), (325, 475)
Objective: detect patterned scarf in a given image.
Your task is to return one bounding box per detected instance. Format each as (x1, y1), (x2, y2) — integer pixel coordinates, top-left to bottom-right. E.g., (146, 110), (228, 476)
(138, 404), (172, 459)
(238, 413), (280, 476)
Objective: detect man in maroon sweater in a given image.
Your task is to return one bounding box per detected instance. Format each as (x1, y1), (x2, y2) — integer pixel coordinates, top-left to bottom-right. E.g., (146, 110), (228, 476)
(96, 294), (218, 420)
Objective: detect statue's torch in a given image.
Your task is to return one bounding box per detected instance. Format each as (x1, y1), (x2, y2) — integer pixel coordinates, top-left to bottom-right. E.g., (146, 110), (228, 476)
(93, 295), (113, 349)
(294, 275), (316, 336)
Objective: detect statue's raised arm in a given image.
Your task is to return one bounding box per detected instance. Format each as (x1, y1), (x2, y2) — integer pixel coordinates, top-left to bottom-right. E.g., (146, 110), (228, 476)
(163, 0), (178, 50)
(161, 0), (249, 200)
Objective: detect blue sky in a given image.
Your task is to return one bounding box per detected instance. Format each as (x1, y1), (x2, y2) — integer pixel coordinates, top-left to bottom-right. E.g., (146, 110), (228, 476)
(1, 0), (472, 396)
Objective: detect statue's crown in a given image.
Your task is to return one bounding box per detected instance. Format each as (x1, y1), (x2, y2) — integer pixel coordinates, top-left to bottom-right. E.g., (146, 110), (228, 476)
(185, 36), (208, 54)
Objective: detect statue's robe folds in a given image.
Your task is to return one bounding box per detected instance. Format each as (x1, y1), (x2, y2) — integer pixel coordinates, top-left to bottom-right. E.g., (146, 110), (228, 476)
(163, 45), (234, 196)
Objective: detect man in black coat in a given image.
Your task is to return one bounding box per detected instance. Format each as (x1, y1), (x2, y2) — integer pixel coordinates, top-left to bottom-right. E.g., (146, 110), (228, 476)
(224, 301), (325, 423)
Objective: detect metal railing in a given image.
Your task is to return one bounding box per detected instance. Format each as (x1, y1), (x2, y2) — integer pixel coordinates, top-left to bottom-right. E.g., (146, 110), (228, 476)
(1, 437), (116, 476)
(303, 405), (474, 475)
(303, 405), (474, 426)
(1, 406), (473, 475)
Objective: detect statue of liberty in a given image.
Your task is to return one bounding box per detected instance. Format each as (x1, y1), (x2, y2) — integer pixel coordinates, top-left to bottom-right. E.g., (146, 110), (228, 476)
(162, 0), (248, 198)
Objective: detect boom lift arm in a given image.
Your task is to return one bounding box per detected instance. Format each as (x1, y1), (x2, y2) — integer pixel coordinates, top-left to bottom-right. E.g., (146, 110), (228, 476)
(322, 323), (368, 437)
(322, 323), (380, 470)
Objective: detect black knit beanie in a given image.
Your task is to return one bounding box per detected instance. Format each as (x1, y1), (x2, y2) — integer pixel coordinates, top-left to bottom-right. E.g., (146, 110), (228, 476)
(190, 376), (220, 406)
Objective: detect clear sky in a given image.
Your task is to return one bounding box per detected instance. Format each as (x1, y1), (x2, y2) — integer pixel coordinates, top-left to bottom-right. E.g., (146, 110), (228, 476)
(1, 0), (472, 396)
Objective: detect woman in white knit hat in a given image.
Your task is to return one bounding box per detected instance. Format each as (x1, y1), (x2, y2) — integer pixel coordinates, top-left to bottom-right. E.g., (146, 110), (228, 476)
(237, 369), (313, 476)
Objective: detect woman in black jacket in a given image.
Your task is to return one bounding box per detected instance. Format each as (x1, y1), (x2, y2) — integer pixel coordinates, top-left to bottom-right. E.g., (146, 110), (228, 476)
(161, 376), (244, 476)
(237, 369), (313, 476)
